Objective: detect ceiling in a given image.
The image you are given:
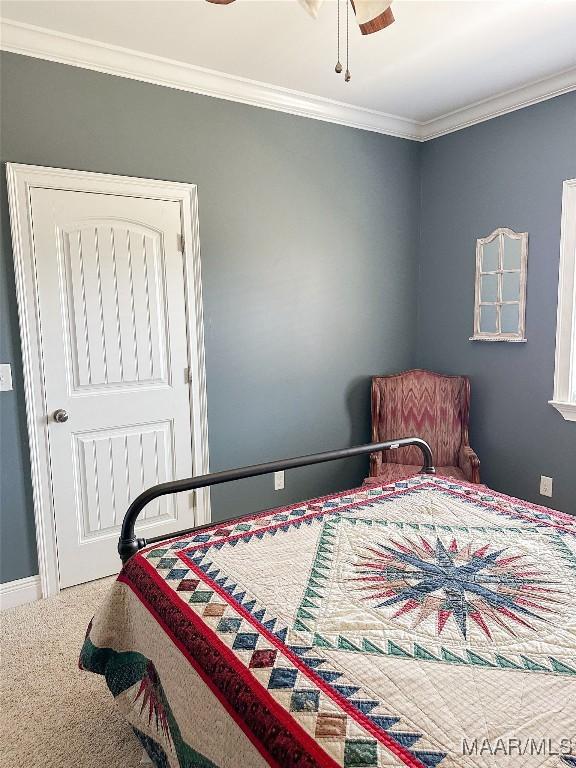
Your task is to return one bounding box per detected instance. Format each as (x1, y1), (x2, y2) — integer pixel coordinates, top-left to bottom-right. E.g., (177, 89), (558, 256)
(1, 0), (576, 139)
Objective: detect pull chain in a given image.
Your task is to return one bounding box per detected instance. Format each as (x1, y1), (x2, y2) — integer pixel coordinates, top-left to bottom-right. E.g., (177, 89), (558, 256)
(335, 0), (342, 73)
(345, 0), (351, 82)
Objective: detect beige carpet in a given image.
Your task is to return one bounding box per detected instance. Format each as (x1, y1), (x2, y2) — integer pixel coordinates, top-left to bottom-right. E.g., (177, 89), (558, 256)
(0, 577), (143, 768)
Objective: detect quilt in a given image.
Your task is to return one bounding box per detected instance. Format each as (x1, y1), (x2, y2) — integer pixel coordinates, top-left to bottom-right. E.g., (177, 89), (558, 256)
(80, 476), (576, 768)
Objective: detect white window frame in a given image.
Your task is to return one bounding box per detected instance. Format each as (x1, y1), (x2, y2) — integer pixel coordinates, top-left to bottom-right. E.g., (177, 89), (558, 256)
(550, 178), (576, 422)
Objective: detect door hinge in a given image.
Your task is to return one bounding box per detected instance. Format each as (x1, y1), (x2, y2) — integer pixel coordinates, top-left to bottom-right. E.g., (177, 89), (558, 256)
(177, 233), (185, 253)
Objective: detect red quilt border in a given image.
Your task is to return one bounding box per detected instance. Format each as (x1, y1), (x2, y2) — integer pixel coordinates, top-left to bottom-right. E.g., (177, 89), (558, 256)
(120, 557), (342, 768)
(176, 550), (430, 768)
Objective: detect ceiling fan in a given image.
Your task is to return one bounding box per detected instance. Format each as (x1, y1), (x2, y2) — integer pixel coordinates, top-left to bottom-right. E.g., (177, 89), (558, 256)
(205, 0), (395, 82)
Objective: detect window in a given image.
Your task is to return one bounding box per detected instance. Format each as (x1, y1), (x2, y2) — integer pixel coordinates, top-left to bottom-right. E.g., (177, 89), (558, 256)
(551, 178), (576, 421)
(470, 228), (528, 342)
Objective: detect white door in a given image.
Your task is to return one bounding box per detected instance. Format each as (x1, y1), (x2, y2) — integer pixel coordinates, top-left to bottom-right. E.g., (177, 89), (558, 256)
(28, 187), (199, 588)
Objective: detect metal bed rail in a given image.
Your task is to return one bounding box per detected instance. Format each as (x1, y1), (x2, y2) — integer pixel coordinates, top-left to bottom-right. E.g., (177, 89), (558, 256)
(118, 437), (435, 563)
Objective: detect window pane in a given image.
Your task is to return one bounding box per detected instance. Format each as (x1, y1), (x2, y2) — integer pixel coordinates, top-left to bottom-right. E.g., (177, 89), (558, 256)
(503, 236), (522, 270)
(480, 273), (498, 302)
(480, 304), (498, 333)
(501, 303), (520, 334)
(482, 239), (499, 271)
(502, 271), (521, 301)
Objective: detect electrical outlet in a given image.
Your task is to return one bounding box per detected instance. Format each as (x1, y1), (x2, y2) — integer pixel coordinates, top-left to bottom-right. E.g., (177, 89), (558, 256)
(539, 475), (553, 498)
(0, 364), (13, 392)
(274, 471), (285, 491)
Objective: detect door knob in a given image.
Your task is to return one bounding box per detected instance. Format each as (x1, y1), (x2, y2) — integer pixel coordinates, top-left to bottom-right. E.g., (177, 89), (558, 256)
(53, 409), (69, 423)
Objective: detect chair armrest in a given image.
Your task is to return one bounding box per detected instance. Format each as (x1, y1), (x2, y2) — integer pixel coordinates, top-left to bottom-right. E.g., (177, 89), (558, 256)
(459, 445), (481, 484)
(370, 451), (382, 477)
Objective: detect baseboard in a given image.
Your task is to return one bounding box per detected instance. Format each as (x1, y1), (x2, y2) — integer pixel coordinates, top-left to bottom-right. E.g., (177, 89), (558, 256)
(0, 575), (42, 610)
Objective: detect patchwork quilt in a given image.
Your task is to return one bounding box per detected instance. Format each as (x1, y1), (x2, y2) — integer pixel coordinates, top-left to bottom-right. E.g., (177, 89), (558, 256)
(80, 476), (576, 768)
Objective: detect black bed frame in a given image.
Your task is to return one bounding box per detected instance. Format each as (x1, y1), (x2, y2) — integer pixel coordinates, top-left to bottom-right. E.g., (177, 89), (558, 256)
(118, 437), (435, 564)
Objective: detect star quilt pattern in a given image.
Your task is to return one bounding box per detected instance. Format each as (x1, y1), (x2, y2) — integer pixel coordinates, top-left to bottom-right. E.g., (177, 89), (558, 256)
(81, 476), (576, 768)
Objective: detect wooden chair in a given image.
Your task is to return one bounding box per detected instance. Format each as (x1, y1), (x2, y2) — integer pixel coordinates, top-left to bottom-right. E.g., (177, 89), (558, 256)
(365, 369), (481, 486)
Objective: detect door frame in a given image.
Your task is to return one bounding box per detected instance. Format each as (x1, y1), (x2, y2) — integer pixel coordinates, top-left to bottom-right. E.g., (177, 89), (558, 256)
(6, 163), (211, 597)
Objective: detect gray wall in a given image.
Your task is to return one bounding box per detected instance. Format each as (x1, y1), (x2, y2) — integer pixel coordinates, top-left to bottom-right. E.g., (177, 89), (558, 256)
(0, 52), (420, 583)
(2, 52), (574, 585)
(417, 93), (576, 513)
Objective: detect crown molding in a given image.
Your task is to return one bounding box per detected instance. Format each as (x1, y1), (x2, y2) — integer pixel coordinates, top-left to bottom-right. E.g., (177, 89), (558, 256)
(0, 19), (421, 141)
(420, 66), (576, 140)
(1, 19), (575, 142)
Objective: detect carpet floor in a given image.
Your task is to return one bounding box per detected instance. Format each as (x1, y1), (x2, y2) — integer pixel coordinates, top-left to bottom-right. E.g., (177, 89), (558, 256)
(1, 577), (143, 768)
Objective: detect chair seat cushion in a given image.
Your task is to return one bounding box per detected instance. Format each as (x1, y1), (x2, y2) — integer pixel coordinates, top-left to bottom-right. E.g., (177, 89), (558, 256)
(364, 463), (465, 486)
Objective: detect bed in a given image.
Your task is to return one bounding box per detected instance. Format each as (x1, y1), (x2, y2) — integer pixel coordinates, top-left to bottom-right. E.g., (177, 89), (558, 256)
(80, 440), (576, 768)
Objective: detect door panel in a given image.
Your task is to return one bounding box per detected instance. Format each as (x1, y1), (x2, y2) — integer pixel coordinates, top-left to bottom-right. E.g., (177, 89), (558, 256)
(73, 420), (176, 542)
(30, 188), (195, 587)
(62, 223), (169, 390)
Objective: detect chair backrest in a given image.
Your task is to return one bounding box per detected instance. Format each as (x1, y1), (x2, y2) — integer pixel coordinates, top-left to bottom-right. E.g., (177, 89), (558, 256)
(371, 369), (471, 467)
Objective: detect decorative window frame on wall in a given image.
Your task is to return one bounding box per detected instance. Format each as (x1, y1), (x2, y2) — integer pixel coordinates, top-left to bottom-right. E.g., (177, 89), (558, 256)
(550, 178), (576, 422)
(470, 228), (528, 342)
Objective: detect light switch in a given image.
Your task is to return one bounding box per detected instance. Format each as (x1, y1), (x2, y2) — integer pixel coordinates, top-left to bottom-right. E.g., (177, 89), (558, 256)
(0, 364), (13, 392)
(274, 471), (285, 491)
